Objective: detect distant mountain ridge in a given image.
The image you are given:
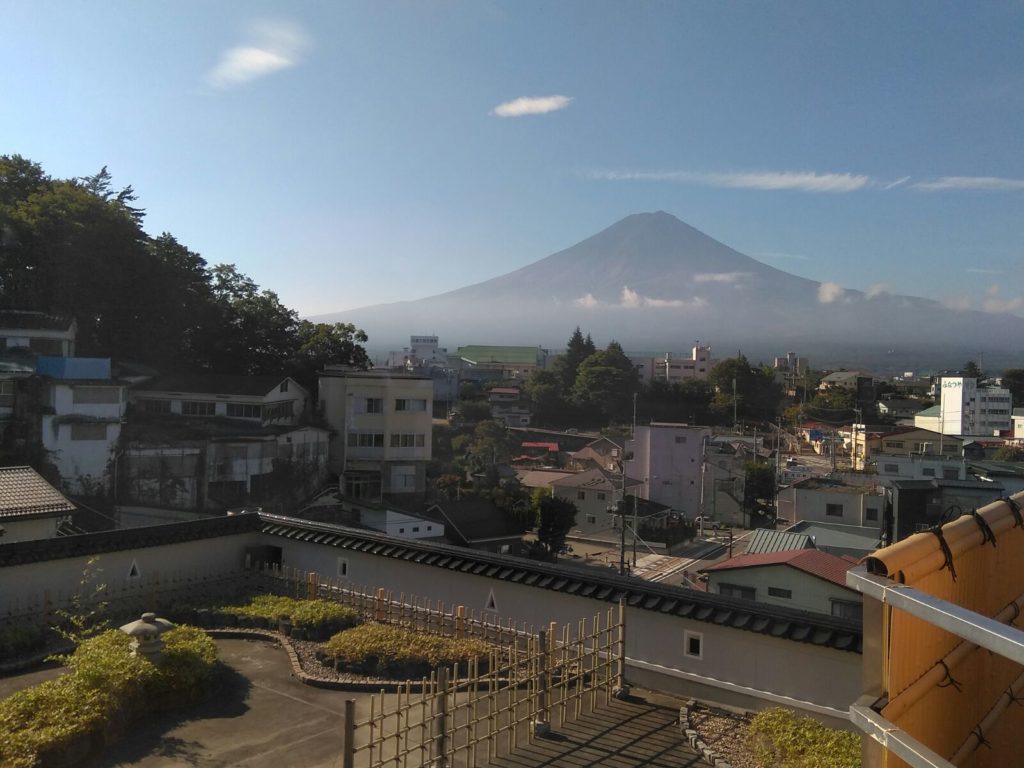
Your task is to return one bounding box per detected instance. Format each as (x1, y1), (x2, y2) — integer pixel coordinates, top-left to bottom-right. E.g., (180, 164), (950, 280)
(310, 212), (1024, 370)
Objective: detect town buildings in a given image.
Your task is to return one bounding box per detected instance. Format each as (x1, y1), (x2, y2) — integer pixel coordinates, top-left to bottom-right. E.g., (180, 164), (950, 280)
(936, 376), (1013, 436)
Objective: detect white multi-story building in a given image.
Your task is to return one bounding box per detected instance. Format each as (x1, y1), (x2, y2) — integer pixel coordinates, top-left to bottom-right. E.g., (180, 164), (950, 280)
(629, 344), (713, 385)
(938, 377), (1013, 436)
(318, 368), (433, 498)
(624, 423), (710, 516)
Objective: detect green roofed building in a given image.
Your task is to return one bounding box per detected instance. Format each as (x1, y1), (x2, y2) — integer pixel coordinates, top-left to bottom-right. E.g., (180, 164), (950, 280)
(454, 345), (549, 378)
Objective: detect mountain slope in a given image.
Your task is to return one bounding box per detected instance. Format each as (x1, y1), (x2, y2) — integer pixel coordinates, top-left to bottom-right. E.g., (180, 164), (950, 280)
(311, 212), (1024, 367)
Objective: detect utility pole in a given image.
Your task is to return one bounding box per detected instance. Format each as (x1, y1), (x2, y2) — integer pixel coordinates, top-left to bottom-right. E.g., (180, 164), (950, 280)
(732, 377), (738, 431)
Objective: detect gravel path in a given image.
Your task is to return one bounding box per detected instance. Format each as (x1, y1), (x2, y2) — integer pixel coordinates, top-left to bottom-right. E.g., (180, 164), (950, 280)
(688, 703), (759, 768)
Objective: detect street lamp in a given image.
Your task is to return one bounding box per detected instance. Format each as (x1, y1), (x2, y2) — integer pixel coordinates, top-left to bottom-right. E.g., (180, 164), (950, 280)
(606, 500), (627, 575)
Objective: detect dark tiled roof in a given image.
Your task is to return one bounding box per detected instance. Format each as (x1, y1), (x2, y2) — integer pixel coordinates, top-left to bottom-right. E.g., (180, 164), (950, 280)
(134, 373), (299, 397)
(745, 528), (816, 555)
(0, 310), (75, 331)
(0, 511), (862, 653)
(0, 467), (76, 519)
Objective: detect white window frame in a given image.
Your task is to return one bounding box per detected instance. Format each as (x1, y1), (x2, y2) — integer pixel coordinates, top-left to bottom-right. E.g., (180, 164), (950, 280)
(683, 629), (703, 660)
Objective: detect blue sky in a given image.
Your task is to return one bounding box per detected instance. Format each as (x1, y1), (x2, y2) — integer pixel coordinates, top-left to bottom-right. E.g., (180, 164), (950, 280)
(3, 1), (1022, 317)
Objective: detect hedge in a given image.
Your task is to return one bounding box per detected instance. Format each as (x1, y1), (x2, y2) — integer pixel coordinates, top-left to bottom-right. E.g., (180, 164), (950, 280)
(0, 626), (218, 768)
(325, 623), (492, 678)
(215, 595), (360, 639)
(748, 707), (861, 768)
(0, 624), (47, 663)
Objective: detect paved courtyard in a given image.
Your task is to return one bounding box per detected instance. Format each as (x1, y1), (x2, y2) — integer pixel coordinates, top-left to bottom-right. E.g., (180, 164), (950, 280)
(1, 637), (701, 768)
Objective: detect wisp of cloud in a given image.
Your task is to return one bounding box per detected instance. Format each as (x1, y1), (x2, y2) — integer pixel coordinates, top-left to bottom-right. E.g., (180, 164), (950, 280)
(492, 95), (572, 117)
(207, 20), (310, 89)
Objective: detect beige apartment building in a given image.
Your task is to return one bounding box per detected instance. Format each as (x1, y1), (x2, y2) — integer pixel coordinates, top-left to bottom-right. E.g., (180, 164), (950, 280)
(318, 367), (433, 498)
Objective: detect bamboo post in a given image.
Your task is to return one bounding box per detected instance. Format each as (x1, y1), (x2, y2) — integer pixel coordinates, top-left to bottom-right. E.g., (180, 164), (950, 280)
(342, 699), (355, 768)
(375, 587), (386, 622)
(533, 628), (551, 736)
(434, 665), (449, 768)
(613, 598), (629, 699)
(456, 605), (466, 639)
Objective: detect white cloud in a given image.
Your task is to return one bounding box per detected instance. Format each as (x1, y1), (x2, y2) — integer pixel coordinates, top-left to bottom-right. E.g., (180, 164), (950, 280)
(694, 272), (752, 284)
(882, 176), (911, 190)
(966, 268), (1004, 275)
(590, 168), (870, 193)
(207, 20), (310, 89)
(491, 95), (572, 117)
(817, 282), (846, 303)
(912, 176), (1024, 192)
(572, 287), (704, 310)
(982, 284), (1024, 313)
(865, 283), (891, 299)
(942, 295), (973, 312)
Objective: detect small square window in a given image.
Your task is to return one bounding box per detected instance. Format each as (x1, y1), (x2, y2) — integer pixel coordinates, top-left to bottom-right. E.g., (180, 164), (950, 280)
(337, 557), (348, 577)
(597, 492), (606, 501)
(865, 507), (878, 522)
(586, 514), (597, 524)
(399, 528), (405, 533)
(768, 587), (792, 599)
(412, 526), (420, 533)
(683, 630), (703, 660)
(577, 490), (585, 500)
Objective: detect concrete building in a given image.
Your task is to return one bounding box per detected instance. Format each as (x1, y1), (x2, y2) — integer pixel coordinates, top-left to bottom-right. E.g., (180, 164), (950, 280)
(625, 423), (710, 517)
(937, 376), (1013, 436)
(130, 374), (309, 426)
(629, 344), (713, 385)
(776, 477), (885, 530)
(318, 368), (433, 498)
(453, 345), (549, 379)
(36, 356), (126, 496)
(0, 310), (77, 357)
(487, 386), (531, 427)
(550, 467), (643, 539)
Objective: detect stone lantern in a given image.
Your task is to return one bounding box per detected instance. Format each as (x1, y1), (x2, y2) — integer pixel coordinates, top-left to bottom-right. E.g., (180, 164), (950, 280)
(119, 612), (175, 661)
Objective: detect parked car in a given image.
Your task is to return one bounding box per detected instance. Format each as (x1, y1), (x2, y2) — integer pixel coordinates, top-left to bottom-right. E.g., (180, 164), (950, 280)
(693, 516), (722, 531)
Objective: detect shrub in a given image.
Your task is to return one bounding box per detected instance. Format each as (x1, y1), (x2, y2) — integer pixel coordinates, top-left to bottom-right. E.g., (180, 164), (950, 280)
(216, 595), (360, 638)
(748, 707), (861, 768)
(325, 623), (492, 678)
(0, 624), (47, 663)
(0, 626), (218, 768)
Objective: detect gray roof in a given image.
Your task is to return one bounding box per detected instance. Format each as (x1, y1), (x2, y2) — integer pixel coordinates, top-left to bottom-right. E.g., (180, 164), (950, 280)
(0, 512), (862, 653)
(785, 520), (882, 558)
(135, 373), (302, 397)
(745, 528), (816, 555)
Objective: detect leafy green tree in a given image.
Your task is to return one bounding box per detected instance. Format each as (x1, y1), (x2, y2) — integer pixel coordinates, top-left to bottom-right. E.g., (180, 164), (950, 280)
(993, 445), (1024, 462)
(709, 356), (782, 423)
(555, 326), (597, 391)
(572, 341), (639, 423)
(963, 360), (984, 381)
(289, 321), (369, 390)
(533, 491), (578, 557)
(743, 462), (776, 527)
(1002, 369), (1024, 406)
(457, 400), (492, 424)
(523, 369), (572, 426)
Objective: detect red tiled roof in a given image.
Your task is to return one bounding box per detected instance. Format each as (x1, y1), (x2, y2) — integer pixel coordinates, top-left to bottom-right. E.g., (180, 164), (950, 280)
(521, 442), (559, 452)
(701, 548), (858, 589)
(0, 466), (76, 519)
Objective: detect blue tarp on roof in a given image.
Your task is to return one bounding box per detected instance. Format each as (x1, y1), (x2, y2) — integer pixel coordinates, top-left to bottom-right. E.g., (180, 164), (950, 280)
(36, 356), (111, 380)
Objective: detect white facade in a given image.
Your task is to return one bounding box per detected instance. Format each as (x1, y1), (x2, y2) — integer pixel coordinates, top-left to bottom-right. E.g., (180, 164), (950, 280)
(939, 377), (1013, 436)
(131, 378), (308, 426)
(318, 369), (433, 496)
(776, 482), (885, 529)
(625, 424), (710, 515)
(705, 563), (861, 618)
(358, 507), (444, 539)
(42, 380), (126, 495)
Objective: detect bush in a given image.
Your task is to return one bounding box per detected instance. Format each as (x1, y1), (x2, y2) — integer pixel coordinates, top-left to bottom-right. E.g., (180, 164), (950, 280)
(216, 595), (360, 639)
(325, 623), (492, 678)
(0, 626), (218, 768)
(748, 707), (861, 768)
(0, 624), (47, 663)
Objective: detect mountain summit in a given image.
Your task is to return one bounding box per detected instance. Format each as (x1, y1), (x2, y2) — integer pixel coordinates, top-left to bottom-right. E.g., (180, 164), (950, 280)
(312, 212), (1024, 367)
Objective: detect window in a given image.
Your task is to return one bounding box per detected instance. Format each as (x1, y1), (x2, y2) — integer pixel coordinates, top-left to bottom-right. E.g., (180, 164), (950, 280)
(826, 503), (844, 517)
(865, 507), (879, 522)
(280, 380), (289, 393)
(412, 526), (420, 533)
(922, 468), (935, 477)
(139, 398), (171, 414)
(577, 491), (586, 500)
(366, 398), (383, 413)
(351, 433), (384, 448)
(337, 557), (348, 577)
(182, 400), (215, 417)
(596, 492), (606, 501)
(683, 630), (703, 660)
(0, 380), (13, 407)
(395, 398), (427, 411)
(586, 514), (597, 524)
(831, 600), (863, 621)
(718, 583), (756, 600)
(226, 403), (261, 418)
(942, 468), (959, 480)
(390, 433), (426, 448)
(73, 386), (121, 404)
(885, 441), (905, 449)
(675, 435), (687, 444)
(399, 528), (405, 533)
(884, 463), (899, 474)
(71, 423), (107, 441)
(768, 587), (792, 599)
